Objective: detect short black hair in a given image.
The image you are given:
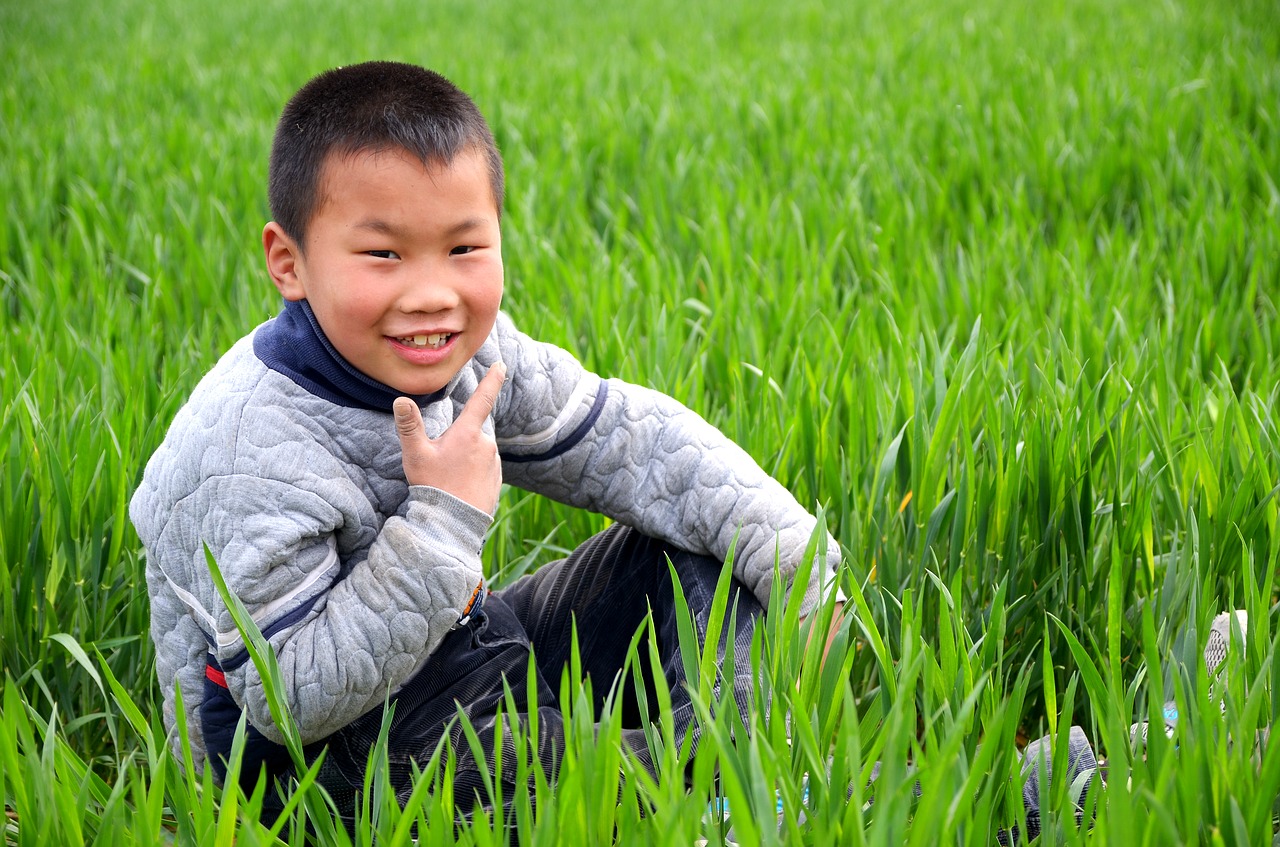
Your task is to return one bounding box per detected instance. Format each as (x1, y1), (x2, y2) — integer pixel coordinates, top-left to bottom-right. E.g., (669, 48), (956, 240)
(268, 61), (504, 249)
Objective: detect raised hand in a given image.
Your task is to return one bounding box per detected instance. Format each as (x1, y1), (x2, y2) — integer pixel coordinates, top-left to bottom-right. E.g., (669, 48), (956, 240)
(392, 363), (506, 515)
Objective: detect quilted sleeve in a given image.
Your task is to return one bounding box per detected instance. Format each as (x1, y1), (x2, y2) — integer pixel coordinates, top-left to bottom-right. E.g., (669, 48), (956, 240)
(240, 489), (484, 746)
(148, 449), (490, 747)
(491, 316), (840, 615)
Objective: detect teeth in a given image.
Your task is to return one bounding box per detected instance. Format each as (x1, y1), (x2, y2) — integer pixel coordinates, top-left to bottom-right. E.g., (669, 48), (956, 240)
(399, 333), (450, 349)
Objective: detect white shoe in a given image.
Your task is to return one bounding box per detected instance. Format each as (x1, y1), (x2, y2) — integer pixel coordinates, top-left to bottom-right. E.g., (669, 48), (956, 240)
(1130, 610), (1247, 746)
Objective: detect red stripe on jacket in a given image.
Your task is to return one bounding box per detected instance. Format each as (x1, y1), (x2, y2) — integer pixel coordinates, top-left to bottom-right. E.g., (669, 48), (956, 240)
(205, 663), (228, 688)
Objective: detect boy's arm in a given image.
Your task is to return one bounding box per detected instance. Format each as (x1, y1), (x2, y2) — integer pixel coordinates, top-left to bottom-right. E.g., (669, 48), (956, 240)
(216, 368), (505, 746)
(492, 316), (841, 615)
(177, 479), (490, 747)
(139, 390), (503, 748)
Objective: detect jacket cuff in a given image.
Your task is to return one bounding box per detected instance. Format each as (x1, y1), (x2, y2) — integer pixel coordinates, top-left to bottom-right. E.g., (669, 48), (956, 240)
(404, 485), (494, 557)
(796, 544), (846, 618)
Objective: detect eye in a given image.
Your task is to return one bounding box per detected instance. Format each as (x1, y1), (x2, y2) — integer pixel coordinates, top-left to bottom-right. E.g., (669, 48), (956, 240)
(450, 245), (477, 256)
(366, 250), (400, 260)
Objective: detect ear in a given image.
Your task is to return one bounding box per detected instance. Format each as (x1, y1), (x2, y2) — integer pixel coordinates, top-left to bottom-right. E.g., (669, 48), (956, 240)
(263, 222), (307, 301)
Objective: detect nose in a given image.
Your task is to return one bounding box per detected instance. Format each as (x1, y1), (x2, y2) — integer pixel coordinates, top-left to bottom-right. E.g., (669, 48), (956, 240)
(397, 264), (461, 314)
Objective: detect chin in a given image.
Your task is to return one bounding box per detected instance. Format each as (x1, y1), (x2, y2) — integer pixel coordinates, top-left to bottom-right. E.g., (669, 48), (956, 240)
(397, 380), (450, 396)
(379, 355), (471, 397)
(395, 371), (458, 396)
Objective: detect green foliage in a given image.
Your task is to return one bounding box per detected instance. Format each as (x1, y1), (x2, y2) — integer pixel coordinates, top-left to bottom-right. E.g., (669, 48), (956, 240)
(2, 0), (1279, 841)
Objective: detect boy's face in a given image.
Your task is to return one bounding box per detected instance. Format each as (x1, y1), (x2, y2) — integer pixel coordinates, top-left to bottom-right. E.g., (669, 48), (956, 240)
(264, 147), (503, 396)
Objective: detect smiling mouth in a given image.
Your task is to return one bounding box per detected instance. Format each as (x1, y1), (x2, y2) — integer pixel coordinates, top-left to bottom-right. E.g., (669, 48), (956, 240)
(394, 333), (453, 349)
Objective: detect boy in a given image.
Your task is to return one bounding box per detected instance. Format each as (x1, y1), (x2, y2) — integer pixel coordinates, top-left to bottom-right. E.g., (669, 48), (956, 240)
(130, 61), (842, 817)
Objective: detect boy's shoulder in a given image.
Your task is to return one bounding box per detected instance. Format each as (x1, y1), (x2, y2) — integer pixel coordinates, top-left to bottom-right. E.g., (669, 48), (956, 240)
(152, 326), (340, 458)
(130, 326), (373, 541)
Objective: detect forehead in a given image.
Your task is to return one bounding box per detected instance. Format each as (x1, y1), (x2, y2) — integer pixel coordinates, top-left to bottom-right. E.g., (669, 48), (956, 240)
(312, 145), (498, 224)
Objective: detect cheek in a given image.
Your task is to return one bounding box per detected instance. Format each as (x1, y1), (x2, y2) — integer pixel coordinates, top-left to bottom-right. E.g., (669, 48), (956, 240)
(331, 286), (388, 324)
(317, 290), (387, 348)
(483, 280), (504, 313)
(471, 262), (505, 315)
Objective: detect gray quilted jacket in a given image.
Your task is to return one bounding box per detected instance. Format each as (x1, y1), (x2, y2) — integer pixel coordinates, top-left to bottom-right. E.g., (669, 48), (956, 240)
(131, 307), (841, 771)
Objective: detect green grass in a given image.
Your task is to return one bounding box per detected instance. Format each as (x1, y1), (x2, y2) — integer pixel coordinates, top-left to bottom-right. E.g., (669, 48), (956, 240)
(2, 0), (1279, 841)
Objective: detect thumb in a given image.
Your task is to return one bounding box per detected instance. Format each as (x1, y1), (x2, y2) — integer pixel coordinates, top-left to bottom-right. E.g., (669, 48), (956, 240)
(393, 397), (425, 440)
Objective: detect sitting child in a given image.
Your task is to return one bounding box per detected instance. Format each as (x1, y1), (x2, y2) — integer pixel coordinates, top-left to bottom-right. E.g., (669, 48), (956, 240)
(129, 60), (842, 819)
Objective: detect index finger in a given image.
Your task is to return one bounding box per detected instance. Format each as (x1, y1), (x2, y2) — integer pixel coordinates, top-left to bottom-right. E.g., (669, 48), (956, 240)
(455, 362), (507, 429)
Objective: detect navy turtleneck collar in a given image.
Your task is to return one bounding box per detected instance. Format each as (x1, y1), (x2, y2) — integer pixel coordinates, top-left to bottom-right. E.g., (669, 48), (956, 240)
(253, 299), (445, 412)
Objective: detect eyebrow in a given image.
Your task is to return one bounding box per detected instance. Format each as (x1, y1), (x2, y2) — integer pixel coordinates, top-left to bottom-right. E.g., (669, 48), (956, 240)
(352, 217), (488, 239)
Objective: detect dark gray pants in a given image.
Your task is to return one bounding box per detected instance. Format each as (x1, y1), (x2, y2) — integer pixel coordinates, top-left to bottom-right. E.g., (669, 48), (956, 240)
(310, 525), (763, 822)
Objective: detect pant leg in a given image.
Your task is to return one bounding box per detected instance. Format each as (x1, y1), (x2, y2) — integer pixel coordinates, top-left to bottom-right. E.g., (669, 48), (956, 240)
(305, 594), (560, 825)
(496, 524), (765, 773)
(307, 524), (763, 825)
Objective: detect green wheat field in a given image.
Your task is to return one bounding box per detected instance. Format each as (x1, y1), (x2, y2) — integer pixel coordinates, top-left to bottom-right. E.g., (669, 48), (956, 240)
(3, 0), (1279, 842)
